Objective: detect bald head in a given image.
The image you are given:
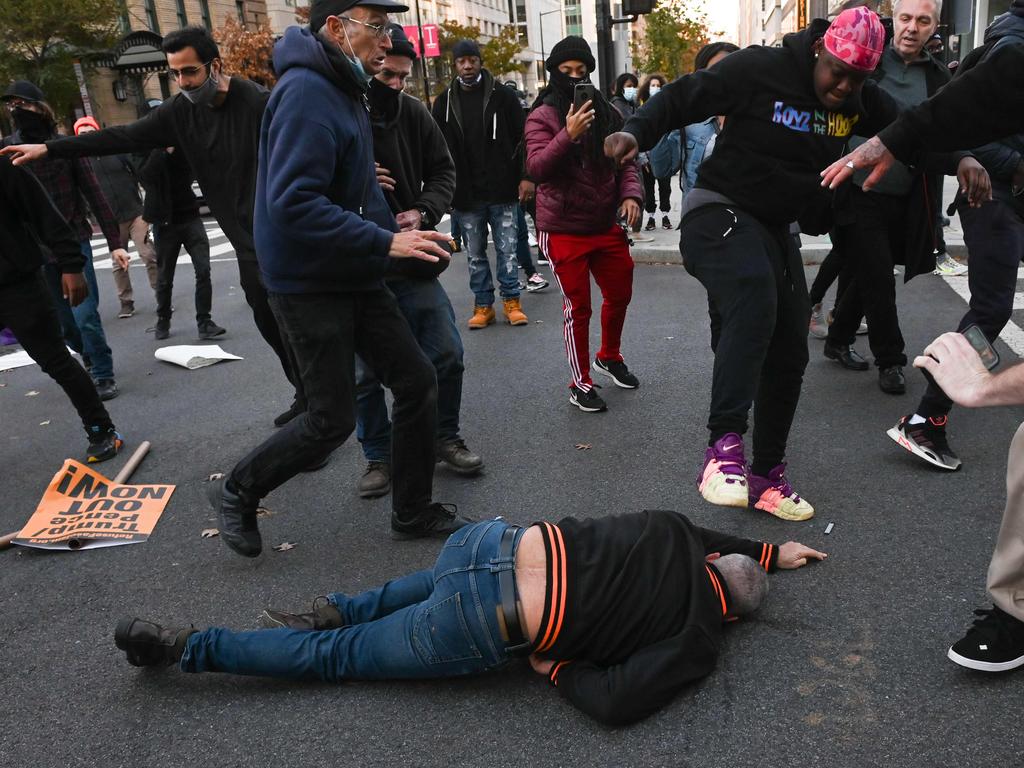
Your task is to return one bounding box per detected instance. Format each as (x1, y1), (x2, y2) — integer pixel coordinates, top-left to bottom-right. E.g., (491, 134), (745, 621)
(715, 555), (769, 619)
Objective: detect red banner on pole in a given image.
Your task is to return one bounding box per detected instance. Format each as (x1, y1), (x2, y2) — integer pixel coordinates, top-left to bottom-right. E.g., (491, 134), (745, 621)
(404, 24), (441, 58)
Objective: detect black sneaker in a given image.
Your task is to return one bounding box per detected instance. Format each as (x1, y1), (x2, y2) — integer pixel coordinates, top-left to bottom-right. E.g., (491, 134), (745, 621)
(644, 216), (656, 231)
(154, 318), (170, 340)
(437, 438), (484, 475)
(593, 357), (640, 389)
(114, 617), (197, 667)
(260, 596), (345, 630)
(198, 320), (226, 340)
(390, 502), (475, 541)
(878, 365), (906, 395)
(86, 426), (123, 464)
(887, 414), (961, 470)
(569, 385), (607, 413)
(662, 215), (672, 230)
(948, 606), (1024, 672)
(206, 476), (262, 557)
(95, 378), (119, 401)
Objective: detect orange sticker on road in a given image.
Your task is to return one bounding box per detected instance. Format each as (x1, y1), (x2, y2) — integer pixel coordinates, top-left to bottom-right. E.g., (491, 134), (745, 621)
(13, 460), (174, 550)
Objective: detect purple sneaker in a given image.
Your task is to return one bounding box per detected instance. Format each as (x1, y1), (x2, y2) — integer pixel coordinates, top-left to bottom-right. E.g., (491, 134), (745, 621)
(748, 463), (814, 521)
(697, 433), (749, 508)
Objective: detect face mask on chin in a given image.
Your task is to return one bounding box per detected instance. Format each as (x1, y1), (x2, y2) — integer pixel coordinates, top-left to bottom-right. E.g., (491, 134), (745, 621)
(340, 19), (371, 83)
(11, 106), (54, 141)
(180, 66), (220, 107)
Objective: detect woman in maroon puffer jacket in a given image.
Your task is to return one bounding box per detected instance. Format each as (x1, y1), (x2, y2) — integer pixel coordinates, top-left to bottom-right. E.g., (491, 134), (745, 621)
(525, 36), (644, 414)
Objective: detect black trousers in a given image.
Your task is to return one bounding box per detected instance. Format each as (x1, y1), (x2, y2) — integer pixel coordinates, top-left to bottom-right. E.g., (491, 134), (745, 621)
(236, 256), (303, 407)
(154, 217), (212, 323)
(826, 187), (908, 367)
(918, 199), (1024, 417)
(642, 165), (672, 214)
(0, 270), (113, 432)
(808, 237), (851, 309)
(230, 288), (437, 523)
(680, 204), (809, 474)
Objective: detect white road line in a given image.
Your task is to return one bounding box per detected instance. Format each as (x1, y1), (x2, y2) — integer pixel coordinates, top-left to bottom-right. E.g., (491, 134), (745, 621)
(89, 227), (226, 256)
(941, 274), (1024, 358)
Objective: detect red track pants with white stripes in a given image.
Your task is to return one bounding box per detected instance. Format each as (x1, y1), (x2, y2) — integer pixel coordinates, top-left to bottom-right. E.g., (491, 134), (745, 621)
(538, 225), (634, 390)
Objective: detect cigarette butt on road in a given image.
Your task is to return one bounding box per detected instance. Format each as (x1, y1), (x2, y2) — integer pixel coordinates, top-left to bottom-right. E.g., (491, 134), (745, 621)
(824, 522), (834, 535)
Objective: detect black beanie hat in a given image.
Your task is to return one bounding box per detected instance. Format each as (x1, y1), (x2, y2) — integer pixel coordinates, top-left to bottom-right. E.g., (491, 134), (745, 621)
(545, 36), (595, 73)
(453, 39), (482, 61)
(387, 23), (418, 60)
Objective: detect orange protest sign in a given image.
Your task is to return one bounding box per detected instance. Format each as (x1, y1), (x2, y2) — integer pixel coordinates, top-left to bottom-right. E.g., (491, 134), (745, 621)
(13, 459), (174, 550)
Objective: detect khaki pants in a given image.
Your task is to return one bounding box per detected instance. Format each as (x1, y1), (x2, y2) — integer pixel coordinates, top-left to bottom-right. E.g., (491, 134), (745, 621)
(111, 216), (158, 307)
(987, 422), (1024, 621)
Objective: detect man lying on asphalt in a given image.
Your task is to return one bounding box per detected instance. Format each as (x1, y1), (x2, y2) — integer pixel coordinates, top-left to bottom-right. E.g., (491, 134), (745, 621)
(114, 511), (825, 726)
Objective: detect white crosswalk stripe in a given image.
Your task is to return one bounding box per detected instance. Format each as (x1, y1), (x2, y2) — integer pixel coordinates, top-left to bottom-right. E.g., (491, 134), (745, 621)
(940, 273), (1024, 358)
(89, 219), (237, 269)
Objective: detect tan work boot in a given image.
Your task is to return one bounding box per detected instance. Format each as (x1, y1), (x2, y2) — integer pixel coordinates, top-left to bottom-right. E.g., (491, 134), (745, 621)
(467, 305), (496, 330)
(503, 298), (528, 326)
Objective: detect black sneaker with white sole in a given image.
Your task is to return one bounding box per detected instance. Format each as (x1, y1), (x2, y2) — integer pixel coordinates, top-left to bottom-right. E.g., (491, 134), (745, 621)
(887, 414), (961, 470)
(569, 385), (607, 412)
(592, 357), (639, 389)
(948, 606), (1024, 672)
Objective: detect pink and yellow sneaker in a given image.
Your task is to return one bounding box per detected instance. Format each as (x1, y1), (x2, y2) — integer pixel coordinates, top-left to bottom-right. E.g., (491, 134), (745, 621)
(748, 463), (814, 521)
(697, 433), (749, 508)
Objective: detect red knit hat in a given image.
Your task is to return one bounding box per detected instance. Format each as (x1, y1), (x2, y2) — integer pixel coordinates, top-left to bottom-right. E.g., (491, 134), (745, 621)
(73, 116), (100, 135)
(823, 7), (885, 72)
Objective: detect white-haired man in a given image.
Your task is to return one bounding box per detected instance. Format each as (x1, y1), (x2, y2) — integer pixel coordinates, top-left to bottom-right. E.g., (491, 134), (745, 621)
(113, 512), (825, 726)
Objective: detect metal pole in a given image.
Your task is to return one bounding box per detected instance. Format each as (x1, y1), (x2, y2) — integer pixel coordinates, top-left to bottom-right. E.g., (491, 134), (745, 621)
(414, 0), (431, 108)
(539, 21), (545, 85)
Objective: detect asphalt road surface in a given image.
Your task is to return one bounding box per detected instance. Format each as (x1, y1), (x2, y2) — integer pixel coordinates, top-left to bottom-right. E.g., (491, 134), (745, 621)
(3, 226), (1023, 767)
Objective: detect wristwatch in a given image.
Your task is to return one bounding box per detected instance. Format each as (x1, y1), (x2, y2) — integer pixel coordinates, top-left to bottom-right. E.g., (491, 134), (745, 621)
(417, 208), (432, 227)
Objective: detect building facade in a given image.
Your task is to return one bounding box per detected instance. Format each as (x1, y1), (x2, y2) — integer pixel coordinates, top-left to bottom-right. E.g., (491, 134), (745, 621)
(739, 0), (829, 47)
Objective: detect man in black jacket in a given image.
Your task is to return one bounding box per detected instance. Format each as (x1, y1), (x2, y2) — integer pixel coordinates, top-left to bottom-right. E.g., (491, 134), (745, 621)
(432, 40), (531, 329)
(355, 25), (482, 499)
(823, 0), (989, 396)
(113, 511), (825, 726)
(0, 27), (302, 427)
(0, 156), (123, 463)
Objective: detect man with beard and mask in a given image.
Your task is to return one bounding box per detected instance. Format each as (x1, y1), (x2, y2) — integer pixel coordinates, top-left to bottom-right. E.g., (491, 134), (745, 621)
(432, 40), (531, 329)
(1, 81), (130, 403)
(604, 8), (910, 522)
(0, 28), (303, 428)
(202, 0), (472, 558)
(525, 36), (643, 414)
(354, 24), (483, 500)
(0, 155), (124, 463)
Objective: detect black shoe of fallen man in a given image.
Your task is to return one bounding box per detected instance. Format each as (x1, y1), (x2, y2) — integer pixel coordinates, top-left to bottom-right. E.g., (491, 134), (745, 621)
(198, 320), (226, 340)
(823, 341), (869, 371)
(948, 606), (1024, 673)
(261, 596), (345, 630)
(207, 476), (262, 557)
(437, 439), (484, 475)
(273, 399), (306, 428)
(878, 365), (906, 394)
(114, 617), (197, 667)
(390, 502), (475, 541)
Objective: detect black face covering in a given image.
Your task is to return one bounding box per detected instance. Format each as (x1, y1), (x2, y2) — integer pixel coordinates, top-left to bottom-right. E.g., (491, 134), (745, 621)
(367, 75), (401, 120)
(534, 68), (618, 169)
(548, 68), (590, 96)
(11, 107), (54, 142)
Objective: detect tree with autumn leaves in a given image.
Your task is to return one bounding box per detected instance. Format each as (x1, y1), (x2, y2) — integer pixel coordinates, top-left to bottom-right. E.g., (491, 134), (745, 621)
(630, 0), (711, 78)
(216, 16), (276, 87)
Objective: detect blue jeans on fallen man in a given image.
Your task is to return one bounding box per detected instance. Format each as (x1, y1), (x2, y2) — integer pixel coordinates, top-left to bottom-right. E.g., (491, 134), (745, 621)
(181, 520), (519, 680)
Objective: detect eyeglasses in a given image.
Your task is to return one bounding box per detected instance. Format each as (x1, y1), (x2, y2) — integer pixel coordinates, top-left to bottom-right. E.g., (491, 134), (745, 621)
(3, 96), (34, 110)
(337, 15), (392, 40)
(166, 62), (212, 80)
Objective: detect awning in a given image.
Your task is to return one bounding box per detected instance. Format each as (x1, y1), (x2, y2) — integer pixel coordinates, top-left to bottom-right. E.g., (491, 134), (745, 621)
(99, 31), (167, 74)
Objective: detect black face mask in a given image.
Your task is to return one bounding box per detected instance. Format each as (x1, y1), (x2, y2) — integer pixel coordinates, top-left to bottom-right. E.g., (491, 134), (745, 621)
(547, 68), (590, 98)
(367, 75), (401, 117)
(11, 106), (54, 141)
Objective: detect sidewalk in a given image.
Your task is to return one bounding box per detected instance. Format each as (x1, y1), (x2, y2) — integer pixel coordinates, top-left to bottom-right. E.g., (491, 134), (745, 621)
(628, 175), (967, 265)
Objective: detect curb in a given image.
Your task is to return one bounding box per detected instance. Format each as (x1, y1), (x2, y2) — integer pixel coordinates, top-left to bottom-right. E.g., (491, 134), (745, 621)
(629, 242), (968, 266)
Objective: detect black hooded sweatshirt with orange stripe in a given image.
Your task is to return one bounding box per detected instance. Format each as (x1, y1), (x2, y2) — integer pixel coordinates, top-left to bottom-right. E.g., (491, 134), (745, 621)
(532, 510), (778, 726)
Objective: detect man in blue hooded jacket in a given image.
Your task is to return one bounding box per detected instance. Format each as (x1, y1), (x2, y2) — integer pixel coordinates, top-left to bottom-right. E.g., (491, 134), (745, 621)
(207, 0), (474, 556)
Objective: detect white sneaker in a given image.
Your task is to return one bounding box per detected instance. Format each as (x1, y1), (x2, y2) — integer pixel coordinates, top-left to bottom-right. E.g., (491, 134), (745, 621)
(809, 303), (829, 339)
(934, 252), (968, 276)
(525, 273), (548, 292)
(528, 231), (538, 247)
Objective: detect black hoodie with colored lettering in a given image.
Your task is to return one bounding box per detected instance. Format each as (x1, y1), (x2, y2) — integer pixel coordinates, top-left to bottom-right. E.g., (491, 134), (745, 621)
(624, 19), (899, 226)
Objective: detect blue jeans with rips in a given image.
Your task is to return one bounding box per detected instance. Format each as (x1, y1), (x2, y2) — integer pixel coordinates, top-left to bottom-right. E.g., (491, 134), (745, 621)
(180, 520), (520, 681)
(356, 277), (465, 463)
(455, 204), (520, 306)
(44, 241), (114, 381)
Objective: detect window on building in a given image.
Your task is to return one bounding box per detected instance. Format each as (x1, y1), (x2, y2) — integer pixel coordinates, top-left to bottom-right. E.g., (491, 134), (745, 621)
(515, 0), (528, 46)
(176, 0), (188, 27)
(236, 1), (246, 24)
(565, 2), (583, 36)
(200, 0), (213, 29)
(144, 0), (160, 32)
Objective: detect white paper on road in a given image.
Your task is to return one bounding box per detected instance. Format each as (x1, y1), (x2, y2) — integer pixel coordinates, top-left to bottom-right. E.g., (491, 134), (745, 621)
(0, 347), (78, 372)
(155, 344), (243, 370)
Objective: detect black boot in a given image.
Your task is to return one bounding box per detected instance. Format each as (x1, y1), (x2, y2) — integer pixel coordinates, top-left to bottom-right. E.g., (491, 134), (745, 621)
(207, 476), (262, 557)
(114, 617), (197, 667)
(260, 596), (345, 630)
(823, 341), (869, 371)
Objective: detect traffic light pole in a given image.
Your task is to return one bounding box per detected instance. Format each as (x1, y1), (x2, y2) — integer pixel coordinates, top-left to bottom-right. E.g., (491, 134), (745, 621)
(596, 0), (637, 93)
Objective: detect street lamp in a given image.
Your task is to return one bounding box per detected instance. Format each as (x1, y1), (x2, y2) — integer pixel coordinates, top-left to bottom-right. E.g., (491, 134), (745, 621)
(538, 8), (562, 85)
